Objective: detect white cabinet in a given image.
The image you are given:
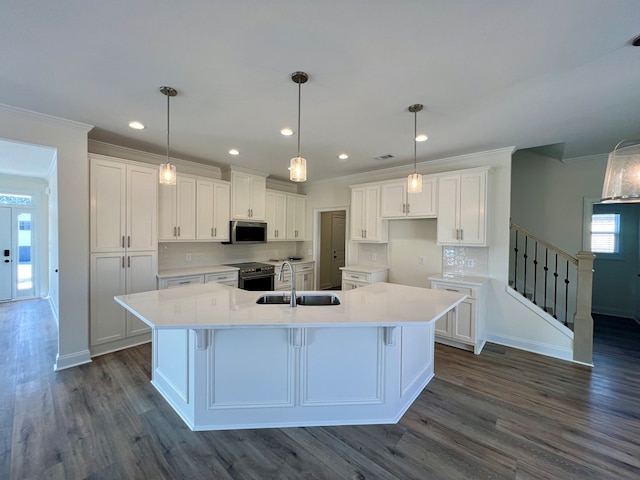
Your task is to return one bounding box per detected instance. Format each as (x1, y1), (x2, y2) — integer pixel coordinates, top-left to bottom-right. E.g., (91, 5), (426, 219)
(274, 262), (314, 291)
(158, 269), (239, 289)
(380, 176), (437, 218)
(436, 169), (488, 246)
(159, 175), (197, 241)
(286, 194), (306, 240)
(90, 157), (157, 253)
(196, 179), (230, 241)
(90, 155), (158, 354)
(341, 267), (388, 290)
(429, 277), (487, 354)
(228, 171), (266, 220)
(266, 190), (287, 240)
(205, 271), (238, 287)
(350, 184), (387, 242)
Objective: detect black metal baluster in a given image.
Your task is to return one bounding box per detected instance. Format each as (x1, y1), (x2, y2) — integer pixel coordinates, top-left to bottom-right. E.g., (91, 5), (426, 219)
(523, 235), (528, 299)
(513, 230), (519, 292)
(543, 248), (549, 313)
(553, 254), (558, 320)
(564, 260), (570, 327)
(533, 241), (538, 305)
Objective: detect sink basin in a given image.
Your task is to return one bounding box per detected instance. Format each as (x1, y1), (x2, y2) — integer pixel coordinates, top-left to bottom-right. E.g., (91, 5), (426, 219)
(255, 293), (341, 306)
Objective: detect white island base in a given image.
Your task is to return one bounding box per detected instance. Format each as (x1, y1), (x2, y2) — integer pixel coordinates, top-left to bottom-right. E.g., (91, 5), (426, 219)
(116, 282), (465, 431)
(154, 324), (434, 431)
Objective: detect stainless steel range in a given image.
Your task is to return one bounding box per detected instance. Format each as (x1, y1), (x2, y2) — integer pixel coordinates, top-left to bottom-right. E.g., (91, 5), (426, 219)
(225, 262), (275, 291)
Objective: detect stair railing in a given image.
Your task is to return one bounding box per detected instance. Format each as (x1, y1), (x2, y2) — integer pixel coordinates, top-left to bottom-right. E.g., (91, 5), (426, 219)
(509, 221), (595, 365)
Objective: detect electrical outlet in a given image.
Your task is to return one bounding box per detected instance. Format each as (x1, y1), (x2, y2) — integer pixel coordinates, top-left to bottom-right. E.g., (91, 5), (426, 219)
(418, 256), (425, 265)
(467, 259), (475, 268)
(307, 248), (313, 256)
(186, 253), (192, 261)
(372, 253), (377, 262)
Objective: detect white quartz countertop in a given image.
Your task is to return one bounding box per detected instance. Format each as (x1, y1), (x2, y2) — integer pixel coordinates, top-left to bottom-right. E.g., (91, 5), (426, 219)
(428, 273), (490, 286)
(157, 265), (239, 279)
(115, 282), (465, 330)
(263, 259), (315, 267)
(340, 265), (389, 274)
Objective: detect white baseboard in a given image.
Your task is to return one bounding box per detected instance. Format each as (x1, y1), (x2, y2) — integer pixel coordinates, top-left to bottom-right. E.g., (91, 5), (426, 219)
(485, 332), (574, 363)
(54, 350), (92, 371)
(592, 306), (634, 319)
(47, 296), (59, 326)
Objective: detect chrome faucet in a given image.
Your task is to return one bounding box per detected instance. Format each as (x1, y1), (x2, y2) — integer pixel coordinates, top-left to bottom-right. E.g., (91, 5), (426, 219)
(279, 261), (296, 307)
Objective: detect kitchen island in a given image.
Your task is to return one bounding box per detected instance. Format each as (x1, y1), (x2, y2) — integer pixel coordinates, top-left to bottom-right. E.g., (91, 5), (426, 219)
(115, 282), (465, 431)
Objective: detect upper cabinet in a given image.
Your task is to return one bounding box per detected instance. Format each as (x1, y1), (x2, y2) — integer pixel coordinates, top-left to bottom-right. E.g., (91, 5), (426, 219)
(350, 184), (388, 242)
(196, 179), (230, 241)
(380, 176), (437, 218)
(266, 190), (307, 241)
(228, 171), (267, 220)
(159, 175), (197, 241)
(436, 168), (488, 246)
(90, 156), (158, 253)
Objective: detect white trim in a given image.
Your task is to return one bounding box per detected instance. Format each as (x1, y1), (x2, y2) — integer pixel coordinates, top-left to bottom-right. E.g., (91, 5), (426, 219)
(313, 206), (349, 289)
(47, 295), (59, 325)
(484, 334), (575, 363)
(505, 286), (574, 338)
(54, 350), (92, 371)
(593, 306), (635, 318)
(0, 103), (93, 132)
(306, 147), (515, 186)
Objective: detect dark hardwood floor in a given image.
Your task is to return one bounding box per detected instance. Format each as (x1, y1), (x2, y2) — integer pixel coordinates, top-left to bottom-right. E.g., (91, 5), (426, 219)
(1, 300), (639, 479)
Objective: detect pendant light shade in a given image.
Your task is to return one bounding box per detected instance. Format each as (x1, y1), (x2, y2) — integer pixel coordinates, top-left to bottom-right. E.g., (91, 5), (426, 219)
(289, 71), (308, 182)
(159, 86), (178, 185)
(407, 104), (424, 193)
(602, 135), (640, 203)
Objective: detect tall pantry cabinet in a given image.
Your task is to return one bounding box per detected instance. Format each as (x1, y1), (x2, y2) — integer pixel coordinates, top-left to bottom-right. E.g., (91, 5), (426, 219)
(89, 155), (158, 356)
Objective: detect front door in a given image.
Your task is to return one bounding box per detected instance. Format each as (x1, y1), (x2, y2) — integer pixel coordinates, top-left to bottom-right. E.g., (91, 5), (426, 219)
(331, 213), (346, 288)
(0, 207), (12, 301)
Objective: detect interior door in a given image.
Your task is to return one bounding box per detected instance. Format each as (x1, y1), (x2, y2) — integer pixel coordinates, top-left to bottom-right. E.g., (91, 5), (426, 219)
(331, 213), (346, 288)
(0, 207), (12, 301)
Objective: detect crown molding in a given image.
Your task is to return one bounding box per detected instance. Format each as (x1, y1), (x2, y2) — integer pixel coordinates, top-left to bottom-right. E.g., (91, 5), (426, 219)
(0, 103), (93, 132)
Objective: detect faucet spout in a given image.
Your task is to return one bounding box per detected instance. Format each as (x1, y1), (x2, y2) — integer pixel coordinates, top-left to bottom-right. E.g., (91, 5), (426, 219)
(278, 261), (297, 307)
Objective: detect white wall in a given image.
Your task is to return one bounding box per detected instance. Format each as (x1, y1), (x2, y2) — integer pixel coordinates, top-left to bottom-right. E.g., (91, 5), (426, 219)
(0, 104), (92, 370)
(48, 157), (59, 321)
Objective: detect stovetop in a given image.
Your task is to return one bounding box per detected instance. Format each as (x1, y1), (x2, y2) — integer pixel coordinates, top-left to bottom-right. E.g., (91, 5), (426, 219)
(224, 262), (275, 276)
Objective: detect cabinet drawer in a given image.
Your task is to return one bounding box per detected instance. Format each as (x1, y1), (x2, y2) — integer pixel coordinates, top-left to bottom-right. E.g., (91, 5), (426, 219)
(431, 283), (475, 299)
(164, 275), (204, 289)
(205, 272), (238, 285)
(297, 263), (314, 272)
(342, 271), (369, 283)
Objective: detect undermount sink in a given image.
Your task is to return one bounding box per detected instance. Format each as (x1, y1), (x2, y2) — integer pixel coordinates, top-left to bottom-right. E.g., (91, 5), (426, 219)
(255, 292), (341, 306)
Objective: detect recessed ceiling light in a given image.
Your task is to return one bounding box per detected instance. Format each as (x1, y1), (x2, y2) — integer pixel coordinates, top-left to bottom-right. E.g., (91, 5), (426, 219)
(280, 128), (294, 136)
(337, 153), (349, 160)
(415, 134), (428, 142)
(129, 121), (145, 130)
(228, 148), (239, 156)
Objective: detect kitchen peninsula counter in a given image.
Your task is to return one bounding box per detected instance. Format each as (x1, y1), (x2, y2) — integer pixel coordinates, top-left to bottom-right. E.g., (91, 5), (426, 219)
(115, 283), (465, 431)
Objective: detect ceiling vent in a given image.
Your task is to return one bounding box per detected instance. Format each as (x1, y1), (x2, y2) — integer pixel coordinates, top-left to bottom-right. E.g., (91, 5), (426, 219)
(374, 154), (395, 161)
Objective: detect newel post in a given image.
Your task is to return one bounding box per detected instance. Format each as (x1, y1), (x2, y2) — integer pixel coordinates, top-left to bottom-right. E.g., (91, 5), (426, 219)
(573, 251), (596, 365)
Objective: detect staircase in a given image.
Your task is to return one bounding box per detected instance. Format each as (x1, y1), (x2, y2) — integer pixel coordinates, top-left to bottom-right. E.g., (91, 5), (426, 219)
(509, 221), (595, 364)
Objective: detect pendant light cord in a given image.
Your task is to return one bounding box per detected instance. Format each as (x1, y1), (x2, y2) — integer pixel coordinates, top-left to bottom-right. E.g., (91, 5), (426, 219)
(413, 109), (417, 172)
(297, 79), (301, 157)
(166, 91), (171, 163)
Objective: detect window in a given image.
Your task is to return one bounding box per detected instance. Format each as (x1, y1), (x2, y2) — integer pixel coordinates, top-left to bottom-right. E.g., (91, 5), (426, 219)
(590, 213), (620, 254)
(0, 193), (32, 206)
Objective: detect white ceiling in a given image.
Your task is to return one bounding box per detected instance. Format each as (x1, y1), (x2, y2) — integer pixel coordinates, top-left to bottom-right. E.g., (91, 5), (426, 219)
(1, 1), (639, 182)
(0, 139), (56, 179)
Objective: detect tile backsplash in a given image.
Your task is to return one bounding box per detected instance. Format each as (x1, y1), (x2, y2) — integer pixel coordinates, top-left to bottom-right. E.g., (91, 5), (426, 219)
(442, 246), (488, 276)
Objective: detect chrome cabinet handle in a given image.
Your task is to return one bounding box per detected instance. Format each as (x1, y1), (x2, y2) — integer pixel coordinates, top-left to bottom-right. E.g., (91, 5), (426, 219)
(127, 236), (131, 248)
(173, 226), (177, 237)
(407, 203), (410, 214)
(178, 226), (181, 237)
(460, 229), (463, 241)
(211, 227), (213, 237)
(122, 236), (125, 248)
(128, 256), (131, 268)
(122, 256), (125, 268)
(214, 227), (217, 236)
(402, 203), (406, 213)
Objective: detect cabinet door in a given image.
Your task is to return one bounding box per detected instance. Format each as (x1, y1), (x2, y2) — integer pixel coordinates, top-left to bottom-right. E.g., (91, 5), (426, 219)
(127, 164), (158, 251)
(125, 251), (157, 337)
(90, 159), (126, 253)
(459, 171), (487, 245)
(380, 181), (406, 218)
(434, 312), (452, 337)
(176, 176), (196, 240)
(158, 183), (177, 240)
(212, 181), (230, 241)
(350, 187), (365, 240)
(364, 186), (381, 240)
(451, 300), (475, 344)
(266, 191), (287, 240)
(436, 175), (460, 244)
(286, 194), (305, 240)
(407, 176), (437, 217)
(296, 270), (314, 290)
(231, 171), (252, 220)
(249, 175), (267, 220)
(90, 253), (126, 345)
(196, 179), (215, 239)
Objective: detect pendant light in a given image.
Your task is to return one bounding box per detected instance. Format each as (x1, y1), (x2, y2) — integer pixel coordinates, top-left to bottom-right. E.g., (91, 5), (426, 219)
(407, 104), (424, 193)
(159, 86), (178, 185)
(289, 71), (308, 182)
(601, 133), (640, 203)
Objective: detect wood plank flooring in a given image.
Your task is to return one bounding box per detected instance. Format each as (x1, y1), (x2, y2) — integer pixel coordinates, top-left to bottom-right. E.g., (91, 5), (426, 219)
(1, 300), (639, 479)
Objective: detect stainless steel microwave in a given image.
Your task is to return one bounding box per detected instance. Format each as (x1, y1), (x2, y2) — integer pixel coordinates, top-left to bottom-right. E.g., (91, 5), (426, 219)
(225, 220), (268, 244)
